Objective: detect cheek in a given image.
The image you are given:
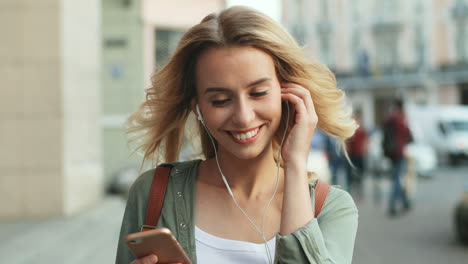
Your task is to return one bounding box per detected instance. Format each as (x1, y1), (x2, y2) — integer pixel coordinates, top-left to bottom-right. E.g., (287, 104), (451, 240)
(202, 107), (229, 131)
(270, 90), (283, 116)
(258, 92), (282, 125)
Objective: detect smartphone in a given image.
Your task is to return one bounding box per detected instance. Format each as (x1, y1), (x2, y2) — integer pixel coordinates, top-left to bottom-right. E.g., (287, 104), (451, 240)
(125, 228), (192, 264)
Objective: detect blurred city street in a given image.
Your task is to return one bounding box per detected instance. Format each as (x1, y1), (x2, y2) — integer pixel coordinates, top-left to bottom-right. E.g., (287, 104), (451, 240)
(1, 164), (467, 264)
(0, 196), (126, 264)
(2, 0), (468, 263)
(353, 164), (468, 264)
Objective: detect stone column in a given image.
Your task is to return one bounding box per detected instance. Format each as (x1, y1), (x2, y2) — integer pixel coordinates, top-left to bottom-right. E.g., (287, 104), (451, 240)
(0, 0), (102, 217)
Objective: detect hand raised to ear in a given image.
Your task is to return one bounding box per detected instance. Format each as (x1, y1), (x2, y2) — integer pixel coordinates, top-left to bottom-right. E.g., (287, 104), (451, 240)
(280, 83), (318, 167)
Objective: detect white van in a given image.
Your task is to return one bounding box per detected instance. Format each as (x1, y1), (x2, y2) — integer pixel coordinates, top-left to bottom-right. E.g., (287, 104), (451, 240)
(407, 104), (468, 165)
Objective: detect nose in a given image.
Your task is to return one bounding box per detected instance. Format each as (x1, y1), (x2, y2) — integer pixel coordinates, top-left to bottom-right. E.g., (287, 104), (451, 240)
(231, 97), (255, 127)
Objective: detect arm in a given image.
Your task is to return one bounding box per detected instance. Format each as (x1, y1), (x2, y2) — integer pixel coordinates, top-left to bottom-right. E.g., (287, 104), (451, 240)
(281, 163), (314, 235)
(280, 83), (317, 235)
(276, 187), (358, 263)
(279, 83), (358, 263)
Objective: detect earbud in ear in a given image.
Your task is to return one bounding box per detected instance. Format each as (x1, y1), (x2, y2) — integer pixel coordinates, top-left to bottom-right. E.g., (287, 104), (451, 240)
(196, 104), (204, 124)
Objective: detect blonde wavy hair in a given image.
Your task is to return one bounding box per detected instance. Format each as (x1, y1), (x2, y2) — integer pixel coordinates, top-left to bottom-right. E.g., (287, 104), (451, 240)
(126, 6), (357, 167)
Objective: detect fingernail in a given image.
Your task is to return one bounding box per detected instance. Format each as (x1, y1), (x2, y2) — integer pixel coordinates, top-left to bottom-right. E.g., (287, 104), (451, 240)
(150, 255), (157, 262)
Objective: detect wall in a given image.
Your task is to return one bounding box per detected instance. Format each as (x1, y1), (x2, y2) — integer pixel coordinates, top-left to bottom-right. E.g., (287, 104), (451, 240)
(0, 0), (102, 217)
(62, 0), (103, 215)
(101, 0), (144, 183)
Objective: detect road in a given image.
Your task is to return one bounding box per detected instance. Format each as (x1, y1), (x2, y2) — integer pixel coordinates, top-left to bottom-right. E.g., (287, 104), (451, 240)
(1, 165), (467, 263)
(353, 165), (468, 264)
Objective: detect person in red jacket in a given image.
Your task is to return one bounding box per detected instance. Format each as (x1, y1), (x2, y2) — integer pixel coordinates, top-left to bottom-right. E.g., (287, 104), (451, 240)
(346, 110), (368, 199)
(384, 99), (412, 216)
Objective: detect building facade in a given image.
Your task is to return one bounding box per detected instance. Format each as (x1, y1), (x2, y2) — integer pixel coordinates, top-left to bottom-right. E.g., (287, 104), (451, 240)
(0, 0), (224, 218)
(282, 0), (468, 129)
(101, 0), (225, 184)
(0, 0), (102, 217)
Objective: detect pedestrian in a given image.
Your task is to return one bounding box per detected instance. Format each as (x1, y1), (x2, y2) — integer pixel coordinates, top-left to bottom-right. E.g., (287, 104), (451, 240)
(324, 133), (345, 186)
(116, 6), (358, 264)
(382, 99), (412, 217)
(346, 110), (368, 199)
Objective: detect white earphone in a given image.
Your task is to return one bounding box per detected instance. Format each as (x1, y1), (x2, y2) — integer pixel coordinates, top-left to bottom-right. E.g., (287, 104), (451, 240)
(196, 104), (204, 124)
(195, 102), (290, 264)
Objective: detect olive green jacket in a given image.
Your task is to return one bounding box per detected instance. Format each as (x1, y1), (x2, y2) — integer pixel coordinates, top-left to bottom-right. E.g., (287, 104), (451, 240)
(116, 160), (358, 263)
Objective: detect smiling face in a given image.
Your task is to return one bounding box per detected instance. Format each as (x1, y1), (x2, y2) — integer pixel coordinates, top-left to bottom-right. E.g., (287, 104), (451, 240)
(195, 46), (283, 161)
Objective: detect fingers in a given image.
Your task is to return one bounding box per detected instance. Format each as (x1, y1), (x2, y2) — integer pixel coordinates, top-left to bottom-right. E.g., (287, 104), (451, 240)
(281, 83), (315, 114)
(281, 83), (317, 125)
(131, 254), (158, 264)
(281, 92), (307, 123)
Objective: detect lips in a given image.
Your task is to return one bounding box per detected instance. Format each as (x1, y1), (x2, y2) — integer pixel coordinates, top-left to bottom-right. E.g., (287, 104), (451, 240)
(227, 126), (262, 143)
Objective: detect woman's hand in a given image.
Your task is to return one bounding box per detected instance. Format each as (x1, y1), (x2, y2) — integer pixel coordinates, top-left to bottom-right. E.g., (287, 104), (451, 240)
(280, 83), (318, 167)
(130, 254), (182, 264)
(130, 255), (158, 264)
(131, 254), (158, 264)
(279, 83), (317, 235)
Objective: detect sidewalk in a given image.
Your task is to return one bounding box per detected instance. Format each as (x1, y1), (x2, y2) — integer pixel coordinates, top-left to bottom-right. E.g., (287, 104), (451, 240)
(0, 196), (126, 264)
(3, 166), (467, 264)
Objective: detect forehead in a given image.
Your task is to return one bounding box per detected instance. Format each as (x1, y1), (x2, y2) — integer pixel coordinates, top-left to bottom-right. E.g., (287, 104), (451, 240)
(195, 46), (277, 91)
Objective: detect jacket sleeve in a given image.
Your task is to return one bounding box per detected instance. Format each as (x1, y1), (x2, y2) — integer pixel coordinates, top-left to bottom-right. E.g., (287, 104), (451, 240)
(275, 187), (358, 263)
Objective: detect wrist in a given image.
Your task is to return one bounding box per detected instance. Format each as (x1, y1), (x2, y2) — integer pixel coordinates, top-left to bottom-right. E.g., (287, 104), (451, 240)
(284, 162), (308, 182)
(283, 158), (307, 172)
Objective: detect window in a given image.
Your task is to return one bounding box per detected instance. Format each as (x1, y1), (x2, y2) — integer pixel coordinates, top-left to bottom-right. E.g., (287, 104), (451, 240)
(377, 0), (398, 21)
(452, 0), (468, 63)
(154, 29), (185, 68)
(414, 1), (426, 69)
(317, 0), (332, 66)
(451, 121), (468, 132)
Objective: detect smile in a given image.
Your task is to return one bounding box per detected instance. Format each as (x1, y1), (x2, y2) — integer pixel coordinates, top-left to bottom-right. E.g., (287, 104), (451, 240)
(228, 126), (262, 143)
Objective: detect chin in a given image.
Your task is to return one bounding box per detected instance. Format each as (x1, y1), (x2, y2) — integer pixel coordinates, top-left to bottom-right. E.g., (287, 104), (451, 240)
(233, 151), (262, 161)
(219, 144), (272, 161)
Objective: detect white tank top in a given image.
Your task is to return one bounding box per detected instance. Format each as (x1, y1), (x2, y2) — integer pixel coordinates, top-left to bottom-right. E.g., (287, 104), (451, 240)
(195, 226), (276, 264)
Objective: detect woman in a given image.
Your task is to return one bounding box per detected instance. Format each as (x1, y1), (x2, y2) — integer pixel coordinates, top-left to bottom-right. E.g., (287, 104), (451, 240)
(116, 6), (358, 264)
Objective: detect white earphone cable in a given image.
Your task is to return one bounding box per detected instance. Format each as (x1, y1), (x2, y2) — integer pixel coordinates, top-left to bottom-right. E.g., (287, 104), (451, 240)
(198, 102), (290, 264)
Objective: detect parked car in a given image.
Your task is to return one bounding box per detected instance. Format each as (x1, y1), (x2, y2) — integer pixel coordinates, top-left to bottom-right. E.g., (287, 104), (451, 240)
(405, 142), (437, 178)
(106, 167), (140, 196)
(407, 104), (468, 166)
(455, 182), (468, 245)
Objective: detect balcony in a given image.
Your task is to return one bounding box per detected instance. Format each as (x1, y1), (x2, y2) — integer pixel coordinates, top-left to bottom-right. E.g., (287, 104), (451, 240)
(334, 63), (468, 90)
(372, 19), (403, 34)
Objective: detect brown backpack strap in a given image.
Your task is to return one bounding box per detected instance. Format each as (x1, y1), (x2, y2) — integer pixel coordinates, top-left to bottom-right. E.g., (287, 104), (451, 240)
(141, 165), (173, 232)
(314, 180), (330, 218)
(141, 165), (328, 231)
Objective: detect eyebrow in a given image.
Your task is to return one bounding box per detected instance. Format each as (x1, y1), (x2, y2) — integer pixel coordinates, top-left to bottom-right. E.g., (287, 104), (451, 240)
(204, 77), (272, 94)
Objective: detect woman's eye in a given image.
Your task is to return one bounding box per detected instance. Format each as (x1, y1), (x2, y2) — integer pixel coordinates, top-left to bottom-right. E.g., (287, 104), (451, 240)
(251, 91), (269, 97)
(211, 99), (230, 106)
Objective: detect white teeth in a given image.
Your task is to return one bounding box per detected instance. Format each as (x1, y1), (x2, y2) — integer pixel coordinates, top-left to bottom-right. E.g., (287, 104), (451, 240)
(233, 128), (259, 140)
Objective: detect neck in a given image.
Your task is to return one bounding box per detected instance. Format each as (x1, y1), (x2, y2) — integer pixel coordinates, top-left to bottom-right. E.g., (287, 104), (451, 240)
(208, 146), (283, 199)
